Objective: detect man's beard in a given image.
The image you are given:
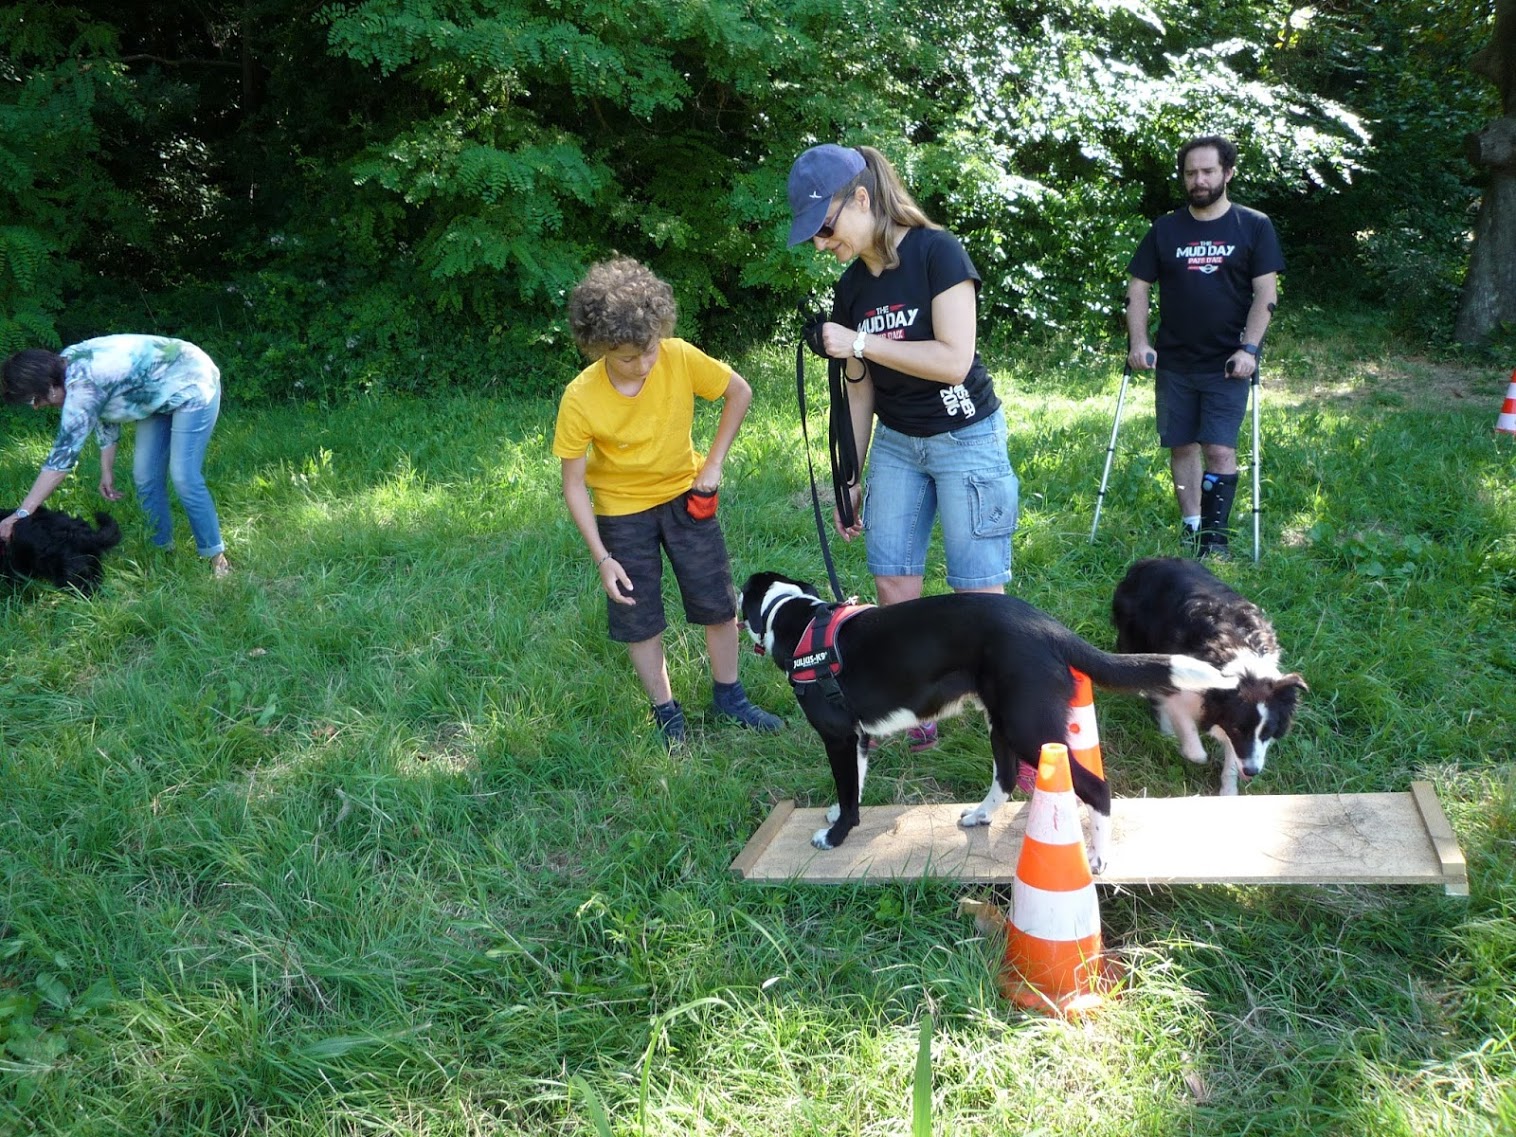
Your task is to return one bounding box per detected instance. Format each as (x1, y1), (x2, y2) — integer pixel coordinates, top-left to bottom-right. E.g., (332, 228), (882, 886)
(1188, 183), (1225, 208)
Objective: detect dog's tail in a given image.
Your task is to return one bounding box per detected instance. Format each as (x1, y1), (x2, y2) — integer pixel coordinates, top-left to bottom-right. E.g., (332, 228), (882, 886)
(88, 512), (123, 553)
(1064, 640), (1236, 694)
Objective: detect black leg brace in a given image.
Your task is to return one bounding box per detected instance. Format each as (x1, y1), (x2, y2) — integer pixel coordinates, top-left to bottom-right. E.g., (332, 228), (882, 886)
(1200, 471), (1239, 555)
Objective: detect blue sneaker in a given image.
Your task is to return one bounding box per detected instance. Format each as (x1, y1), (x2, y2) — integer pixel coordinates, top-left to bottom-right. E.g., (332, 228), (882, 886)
(711, 682), (784, 733)
(652, 700), (687, 749)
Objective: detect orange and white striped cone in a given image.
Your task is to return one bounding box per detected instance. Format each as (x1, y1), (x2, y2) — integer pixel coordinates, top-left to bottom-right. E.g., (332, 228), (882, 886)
(999, 742), (1111, 1016)
(1497, 370), (1516, 436)
(1065, 668), (1105, 783)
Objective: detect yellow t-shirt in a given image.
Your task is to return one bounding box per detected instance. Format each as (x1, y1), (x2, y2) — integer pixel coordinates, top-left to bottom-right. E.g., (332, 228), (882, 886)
(552, 338), (732, 516)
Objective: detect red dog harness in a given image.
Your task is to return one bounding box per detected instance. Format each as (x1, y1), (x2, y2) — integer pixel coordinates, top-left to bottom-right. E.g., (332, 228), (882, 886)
(785, 603), (872, 684)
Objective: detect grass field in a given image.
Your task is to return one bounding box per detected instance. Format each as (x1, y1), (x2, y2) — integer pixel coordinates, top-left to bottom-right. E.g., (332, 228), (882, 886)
(3, 321), (1515, 1135)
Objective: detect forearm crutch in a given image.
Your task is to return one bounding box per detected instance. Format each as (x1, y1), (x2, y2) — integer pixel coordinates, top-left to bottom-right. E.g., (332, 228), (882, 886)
(1250, 367), (1261, 563)
(1089, 358), (1133, 543)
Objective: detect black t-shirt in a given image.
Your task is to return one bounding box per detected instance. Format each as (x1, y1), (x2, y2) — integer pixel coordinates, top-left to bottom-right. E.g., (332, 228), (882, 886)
(1127, 204), (1285, 373)
(831, 226), (1000, 437)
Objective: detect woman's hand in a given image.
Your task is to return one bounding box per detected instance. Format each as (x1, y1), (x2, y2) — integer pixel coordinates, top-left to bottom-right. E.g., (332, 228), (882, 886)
(0, 514), (18, 543)
(820, 321), (860, 359)
(99, 475), (124, 501)
(833, 483), (864, 541)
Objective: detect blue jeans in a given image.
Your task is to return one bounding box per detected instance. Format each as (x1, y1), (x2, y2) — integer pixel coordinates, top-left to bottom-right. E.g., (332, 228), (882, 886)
(863, 407), (1017, 589)
(132, 387), (225, 557)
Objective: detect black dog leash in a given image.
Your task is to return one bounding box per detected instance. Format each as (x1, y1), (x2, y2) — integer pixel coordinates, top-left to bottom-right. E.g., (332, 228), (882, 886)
(797, 310), (861, 602)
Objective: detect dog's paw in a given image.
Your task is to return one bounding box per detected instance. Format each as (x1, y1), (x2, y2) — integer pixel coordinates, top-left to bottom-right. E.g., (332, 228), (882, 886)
(1218, 779), (1239, 797)
(958, 806), (992, 828)
(811, 828), (836, 850)
(1181, 741), (1208, 765)
(1088, 849), (1106, 876)
(825, 803), (841, 824)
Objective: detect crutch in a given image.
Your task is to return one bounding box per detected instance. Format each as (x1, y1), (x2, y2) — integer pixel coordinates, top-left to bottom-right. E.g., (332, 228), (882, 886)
(1089, 356), (1133, 543)
(1248, 301), (1276, 563)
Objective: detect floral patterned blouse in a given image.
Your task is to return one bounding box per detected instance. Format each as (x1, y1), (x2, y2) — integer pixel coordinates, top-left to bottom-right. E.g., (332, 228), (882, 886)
(45, 336), (220, 472)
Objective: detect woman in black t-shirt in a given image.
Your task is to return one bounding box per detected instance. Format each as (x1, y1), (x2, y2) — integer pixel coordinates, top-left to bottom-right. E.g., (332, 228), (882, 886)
(786, 143), (1019, 752)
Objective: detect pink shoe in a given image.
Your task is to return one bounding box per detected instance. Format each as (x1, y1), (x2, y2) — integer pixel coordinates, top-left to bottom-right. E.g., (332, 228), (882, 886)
(907, 722), (939, 752)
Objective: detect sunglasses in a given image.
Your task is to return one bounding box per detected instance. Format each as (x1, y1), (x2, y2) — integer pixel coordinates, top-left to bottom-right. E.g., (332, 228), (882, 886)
(815, 196), (847, 240)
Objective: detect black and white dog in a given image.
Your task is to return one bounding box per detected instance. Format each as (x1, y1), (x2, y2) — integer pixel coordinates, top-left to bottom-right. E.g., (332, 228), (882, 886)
(1113, 557), (1306, 795)
(741, 571), (1238, 872)
(1, 507), (122, 595)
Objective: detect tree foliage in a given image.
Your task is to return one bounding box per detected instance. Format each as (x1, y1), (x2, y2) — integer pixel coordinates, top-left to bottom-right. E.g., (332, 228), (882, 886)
(0, 0), (1497, 398)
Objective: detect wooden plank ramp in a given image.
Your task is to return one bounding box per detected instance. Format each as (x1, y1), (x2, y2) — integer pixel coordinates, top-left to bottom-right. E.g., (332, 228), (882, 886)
(731, 782), (1467, 896)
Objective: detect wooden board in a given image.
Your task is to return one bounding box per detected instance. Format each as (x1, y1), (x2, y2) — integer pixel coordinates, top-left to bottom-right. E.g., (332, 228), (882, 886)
(732, 782), (1468, 896)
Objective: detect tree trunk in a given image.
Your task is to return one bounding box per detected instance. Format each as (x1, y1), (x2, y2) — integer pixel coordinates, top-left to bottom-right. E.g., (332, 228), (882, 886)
(1454, 157), (1516, 344)
(1455, 0), (1516, 346)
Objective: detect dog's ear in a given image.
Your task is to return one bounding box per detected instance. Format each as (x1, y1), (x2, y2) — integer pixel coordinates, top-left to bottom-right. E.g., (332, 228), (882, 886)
(1277, 673), (1308, 693)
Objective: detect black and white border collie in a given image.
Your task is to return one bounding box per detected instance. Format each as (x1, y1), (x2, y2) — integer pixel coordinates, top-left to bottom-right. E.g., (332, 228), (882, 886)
(1, 507), (122, 595)
(741, 571), (1238, 873)
(1113, 557), (1307, 795)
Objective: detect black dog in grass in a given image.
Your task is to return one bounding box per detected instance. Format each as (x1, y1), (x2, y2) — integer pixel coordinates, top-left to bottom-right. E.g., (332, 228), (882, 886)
(741, 570), (1238, 872)
(1, 507), (122, 594)
(1113, 557), (1307, 795)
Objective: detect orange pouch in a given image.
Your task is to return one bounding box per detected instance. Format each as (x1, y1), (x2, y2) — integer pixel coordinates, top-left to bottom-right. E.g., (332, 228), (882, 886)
(686, 489), (719, 520)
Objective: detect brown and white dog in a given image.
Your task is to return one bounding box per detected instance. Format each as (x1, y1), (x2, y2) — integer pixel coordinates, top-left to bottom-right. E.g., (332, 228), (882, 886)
(1113, 557), (1307, 794)
(741, 571), (1238, 873)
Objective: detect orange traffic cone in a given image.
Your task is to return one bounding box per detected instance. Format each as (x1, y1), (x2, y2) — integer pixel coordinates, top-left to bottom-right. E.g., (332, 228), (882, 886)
(1065, 668), (1104, 782)
(1000, 742), (1111, 1016)
(1497, 370), (1516, 436)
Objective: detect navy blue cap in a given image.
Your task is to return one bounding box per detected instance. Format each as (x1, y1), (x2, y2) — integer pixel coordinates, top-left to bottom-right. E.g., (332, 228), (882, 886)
(786, 145), (866, 246)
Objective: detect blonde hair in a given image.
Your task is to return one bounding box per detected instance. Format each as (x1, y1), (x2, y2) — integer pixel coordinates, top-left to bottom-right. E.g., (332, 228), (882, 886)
(567, 257), (678, 357)
(837, 146), (940, 272)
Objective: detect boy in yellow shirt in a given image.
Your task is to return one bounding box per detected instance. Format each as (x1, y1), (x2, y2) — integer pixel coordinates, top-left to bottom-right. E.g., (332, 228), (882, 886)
(552, 258), (783, 747)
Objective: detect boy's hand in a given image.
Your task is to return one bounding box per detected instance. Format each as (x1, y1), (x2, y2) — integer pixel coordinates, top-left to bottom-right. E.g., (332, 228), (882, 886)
(598, 556), (636, 605)
(692, 460), (722, 494)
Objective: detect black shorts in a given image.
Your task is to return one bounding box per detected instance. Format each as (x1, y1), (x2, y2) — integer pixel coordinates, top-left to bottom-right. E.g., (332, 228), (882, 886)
(596, 491), (736, 644)
(1154, 367), (1250, 449)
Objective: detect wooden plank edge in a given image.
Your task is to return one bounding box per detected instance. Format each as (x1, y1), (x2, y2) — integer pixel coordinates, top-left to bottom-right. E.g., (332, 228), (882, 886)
(1409, 781), (1469, 897)
(730, 799), (797, 878)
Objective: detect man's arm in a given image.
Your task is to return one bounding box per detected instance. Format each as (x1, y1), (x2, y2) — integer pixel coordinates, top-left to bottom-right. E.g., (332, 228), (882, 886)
(1226, 272), (1279, 380)
(1126, 276), (1157, 370)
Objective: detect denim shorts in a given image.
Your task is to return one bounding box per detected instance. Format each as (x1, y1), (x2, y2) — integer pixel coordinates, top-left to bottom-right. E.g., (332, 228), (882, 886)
(1155, 368), (1250, 448)
(863, 407), (1017, 589)
(595, 491), (737, 644)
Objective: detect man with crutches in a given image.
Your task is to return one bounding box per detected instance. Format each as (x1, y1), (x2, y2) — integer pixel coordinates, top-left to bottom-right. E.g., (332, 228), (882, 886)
(1124, 134), (1283, 559)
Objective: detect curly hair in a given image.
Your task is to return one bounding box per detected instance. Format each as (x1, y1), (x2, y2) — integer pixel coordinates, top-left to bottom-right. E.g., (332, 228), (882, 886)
(1177, 135), (1238, 178)
(2, 349), (67, 404)
(567, 257), (678, 357)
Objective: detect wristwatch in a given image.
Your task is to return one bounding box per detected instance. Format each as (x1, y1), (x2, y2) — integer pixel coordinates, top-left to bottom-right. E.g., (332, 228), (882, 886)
(12, 508), (29, 520)
(852, 329), (867, 359)
(1241, 343), (1260, 356)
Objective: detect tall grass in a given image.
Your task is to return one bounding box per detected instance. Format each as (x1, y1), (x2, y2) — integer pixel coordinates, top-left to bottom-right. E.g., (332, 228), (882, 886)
(2, 326), (1514, 1135)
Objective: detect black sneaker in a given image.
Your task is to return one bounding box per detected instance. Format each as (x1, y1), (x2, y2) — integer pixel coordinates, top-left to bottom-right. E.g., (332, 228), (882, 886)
(710, 683), (784, 733)
(1198, 529), (1231, 560)
(651, 700), (687, 748)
